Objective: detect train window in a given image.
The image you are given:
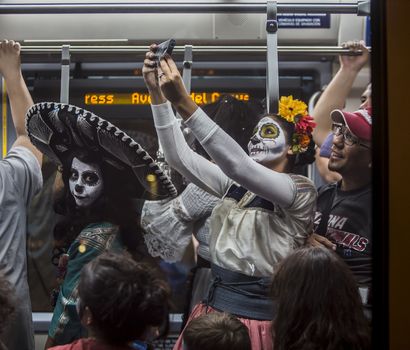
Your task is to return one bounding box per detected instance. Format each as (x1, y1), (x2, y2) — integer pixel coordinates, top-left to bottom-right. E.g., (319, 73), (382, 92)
(25, 65), (322, 316)
(0, 0), (382, 348)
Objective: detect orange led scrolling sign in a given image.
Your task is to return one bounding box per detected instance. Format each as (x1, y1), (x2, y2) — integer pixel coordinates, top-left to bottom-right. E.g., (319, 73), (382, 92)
(84, 92), (250, 105)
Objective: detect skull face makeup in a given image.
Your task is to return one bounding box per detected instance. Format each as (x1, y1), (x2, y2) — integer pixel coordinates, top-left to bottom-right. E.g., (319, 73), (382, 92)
(69, 157), (104, 208)
(248, 117), (288, 164)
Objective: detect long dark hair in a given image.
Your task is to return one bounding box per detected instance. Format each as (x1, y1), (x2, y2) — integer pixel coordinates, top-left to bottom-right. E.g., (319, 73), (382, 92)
(78, 252), (170, 345)
(196, 94), (264, 160)
(53, 150), (144, 256)
(271, 246), (371, 350)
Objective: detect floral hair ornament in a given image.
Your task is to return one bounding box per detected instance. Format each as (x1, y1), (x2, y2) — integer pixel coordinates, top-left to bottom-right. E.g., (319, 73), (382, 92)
(278, 95), (316, 154)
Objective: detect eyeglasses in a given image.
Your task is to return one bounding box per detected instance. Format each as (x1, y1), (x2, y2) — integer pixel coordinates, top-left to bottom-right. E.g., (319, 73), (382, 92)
(331, 123), (370, 148)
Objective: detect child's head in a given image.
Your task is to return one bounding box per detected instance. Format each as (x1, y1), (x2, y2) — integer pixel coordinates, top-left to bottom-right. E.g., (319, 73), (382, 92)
(77, 252), (170, 345)
(182, 312), (251, 350)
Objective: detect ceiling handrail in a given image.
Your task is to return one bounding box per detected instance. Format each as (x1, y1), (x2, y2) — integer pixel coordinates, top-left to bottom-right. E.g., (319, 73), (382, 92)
(19, 45), (370, 55)
(0, 2), (370, 16)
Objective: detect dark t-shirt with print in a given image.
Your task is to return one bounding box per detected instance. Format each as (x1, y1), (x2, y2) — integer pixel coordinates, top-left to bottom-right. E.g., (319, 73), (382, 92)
(315, 182), (372, 289)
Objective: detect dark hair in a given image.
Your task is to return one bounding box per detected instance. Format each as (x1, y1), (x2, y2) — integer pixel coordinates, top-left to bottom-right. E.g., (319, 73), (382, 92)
(183, 312), (251, 350)
(265, 114), (316, 171)
(53, 150), (144, 256)
(78, 252), (170, 345)
(195, 94), (264, 160)
(271, 246), (371, 350)
(0, 273), (15, 335)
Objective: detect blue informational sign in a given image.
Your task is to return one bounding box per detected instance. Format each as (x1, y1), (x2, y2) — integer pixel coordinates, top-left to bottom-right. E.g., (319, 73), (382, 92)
(277, 13), (331, 28)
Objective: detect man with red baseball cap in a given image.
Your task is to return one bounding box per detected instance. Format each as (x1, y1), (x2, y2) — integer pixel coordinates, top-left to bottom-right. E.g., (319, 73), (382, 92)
(331, 108), (372, 142)
(327, 108), (372, 179)
(309, 107), (372, 318)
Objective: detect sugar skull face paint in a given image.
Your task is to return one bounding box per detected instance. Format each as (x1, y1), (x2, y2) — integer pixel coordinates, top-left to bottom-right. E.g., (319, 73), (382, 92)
(69, 157), (104, 208)
(247, 117), (287, 164)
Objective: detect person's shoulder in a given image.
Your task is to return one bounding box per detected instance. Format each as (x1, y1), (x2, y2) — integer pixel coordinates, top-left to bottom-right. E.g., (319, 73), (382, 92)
(0, 146), (43, 190)
(288, 174), (316, 193)
(2, 146), (36, 164)
(48, 338), (96, 350)
(284, 174), (317, 211)
(1, 146), (41, 181)
(318, 181), (338, 195)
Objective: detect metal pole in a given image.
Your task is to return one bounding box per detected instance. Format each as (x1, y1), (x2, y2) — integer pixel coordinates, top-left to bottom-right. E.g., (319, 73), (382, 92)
(0, 2), (368, 15)
(266, 0), (279, 114)
(60, 45), (70, 104)
(182, 45), (193, 95)
(19, 46), (370, 55)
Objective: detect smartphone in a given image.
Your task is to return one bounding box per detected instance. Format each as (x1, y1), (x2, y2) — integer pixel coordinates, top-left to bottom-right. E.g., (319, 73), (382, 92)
(155, 39), (176, 62)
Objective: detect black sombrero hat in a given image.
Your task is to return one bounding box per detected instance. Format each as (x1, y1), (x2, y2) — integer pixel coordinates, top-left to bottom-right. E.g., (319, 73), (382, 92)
(26, 102), (177, 198)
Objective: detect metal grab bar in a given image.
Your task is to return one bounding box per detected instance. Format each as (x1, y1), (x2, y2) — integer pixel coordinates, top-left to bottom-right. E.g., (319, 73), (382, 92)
(60, 45), (70, 104)
(0, 2), (370, 15)
(19, 45), (370, 55)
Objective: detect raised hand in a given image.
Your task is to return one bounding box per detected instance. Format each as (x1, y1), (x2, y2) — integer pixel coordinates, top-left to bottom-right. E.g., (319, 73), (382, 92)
(0, 39), (22, 81)
(142, 44), (166, 104)
(142, 44), (160, 91)
(0, 39), (41, 163)
(158, 55), (190, 107)
(157, 55), (197, 119)
(340, 40), (369, 73)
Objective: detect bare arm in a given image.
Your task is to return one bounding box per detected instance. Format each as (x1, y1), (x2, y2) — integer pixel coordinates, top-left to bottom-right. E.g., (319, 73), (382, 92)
(0, 39), (41, 165)
(312, 40), (369, 146)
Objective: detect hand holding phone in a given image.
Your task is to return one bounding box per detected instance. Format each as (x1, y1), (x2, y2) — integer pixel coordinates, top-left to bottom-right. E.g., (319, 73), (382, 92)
(155, 39), (176, 62)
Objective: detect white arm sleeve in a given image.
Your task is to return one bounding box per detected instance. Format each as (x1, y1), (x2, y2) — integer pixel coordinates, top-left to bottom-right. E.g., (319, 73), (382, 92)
(184, 107), (296, 207)
(151, 102), (232, 198)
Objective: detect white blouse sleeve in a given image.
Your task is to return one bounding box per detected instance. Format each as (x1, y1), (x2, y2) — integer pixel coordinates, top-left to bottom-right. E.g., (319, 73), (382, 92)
(141, 183), (219, 262)
(184, 107), (297, 207)
(151, 102), (232, 198)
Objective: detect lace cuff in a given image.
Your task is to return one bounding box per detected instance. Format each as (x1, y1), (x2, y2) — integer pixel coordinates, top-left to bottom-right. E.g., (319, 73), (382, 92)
(141, 197), (194, 262)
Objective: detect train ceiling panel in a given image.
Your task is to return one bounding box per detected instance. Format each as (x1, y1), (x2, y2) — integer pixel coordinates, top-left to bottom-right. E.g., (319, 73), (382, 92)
(0, 0), (367, 45)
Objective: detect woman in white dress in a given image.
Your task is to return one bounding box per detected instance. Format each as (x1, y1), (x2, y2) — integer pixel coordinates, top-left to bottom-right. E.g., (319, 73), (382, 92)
(143, 46), (317, 350)
(141, 95), (264, 319)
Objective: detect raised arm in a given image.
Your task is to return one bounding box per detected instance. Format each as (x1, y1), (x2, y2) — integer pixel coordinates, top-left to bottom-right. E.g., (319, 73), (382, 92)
(0, 40), (41, 165)
(142, 46), (231, 198)
(312, 40), (369, 147)
(158, 55), (296, 207)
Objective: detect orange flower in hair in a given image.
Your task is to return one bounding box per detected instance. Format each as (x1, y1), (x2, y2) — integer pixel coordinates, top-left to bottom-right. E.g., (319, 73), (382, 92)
(300, 134), (311, 148)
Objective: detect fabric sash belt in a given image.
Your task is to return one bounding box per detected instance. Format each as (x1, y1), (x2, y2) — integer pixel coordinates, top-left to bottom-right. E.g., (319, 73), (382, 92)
(197, 255), (211, 269)
(204, 263), (275, 320)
